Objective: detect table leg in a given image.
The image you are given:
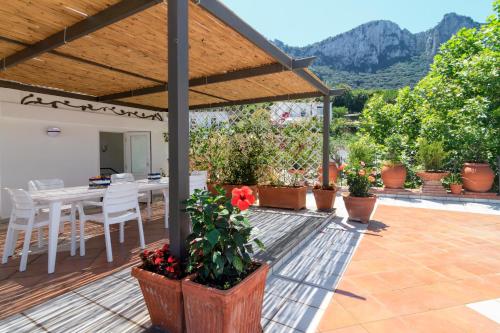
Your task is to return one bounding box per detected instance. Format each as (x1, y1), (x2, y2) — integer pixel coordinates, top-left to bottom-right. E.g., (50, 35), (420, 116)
(48, 201), (62, 274)
(162, 189), (169, 228)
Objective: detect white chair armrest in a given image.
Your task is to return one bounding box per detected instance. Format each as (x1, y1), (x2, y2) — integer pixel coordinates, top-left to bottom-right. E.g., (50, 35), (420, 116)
(81, 200), (103, 207)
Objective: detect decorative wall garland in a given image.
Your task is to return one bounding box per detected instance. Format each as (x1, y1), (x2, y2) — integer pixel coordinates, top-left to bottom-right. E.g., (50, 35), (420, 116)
(20, 93), (163, 121)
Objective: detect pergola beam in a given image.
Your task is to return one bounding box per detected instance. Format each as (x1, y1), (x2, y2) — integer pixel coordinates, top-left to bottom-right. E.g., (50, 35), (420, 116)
(97, 58), (315, 102)
(0, 79), (167, 112)
(0, 0), (162, 70)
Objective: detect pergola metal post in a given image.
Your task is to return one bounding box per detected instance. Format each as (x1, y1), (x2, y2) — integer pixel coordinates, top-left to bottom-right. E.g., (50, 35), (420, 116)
(168, 0), (190, 260)
(322, 95), (331, 187)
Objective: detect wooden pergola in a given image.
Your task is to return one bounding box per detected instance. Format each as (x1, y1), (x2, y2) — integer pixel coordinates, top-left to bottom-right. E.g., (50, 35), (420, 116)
(0, 0), (340, 259)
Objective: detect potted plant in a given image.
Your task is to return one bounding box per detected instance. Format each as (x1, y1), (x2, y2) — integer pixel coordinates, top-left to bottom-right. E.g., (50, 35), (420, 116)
(258, 169), (308, 210)
(131, 244), (186, 333)
(182, 186), (268, 333)
(444, 173), (463, 195)
(380, 134), (407, 189)
(415, 139), (449, 193)
(342, 162), (377, 223)
(460, 145), (495, 192)
(312, 182), (337, 211)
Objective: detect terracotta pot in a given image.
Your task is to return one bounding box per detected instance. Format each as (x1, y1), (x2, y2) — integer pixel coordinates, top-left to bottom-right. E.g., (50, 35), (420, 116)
(182, 263), (269, 333)
(312, 188), (337, 211)
(381, 164), (407, 189)
(318, 162), (339, 184)
(257, 185), (307, 210)
(207, 183), (218, 195)
(416, 171), (450, 182)
(131, 266), (185, 333)
(461, 163), (495, 193)
(342, 194), (377, 224)
(450, 184), (463, 195)
(221, 184), (259, 199)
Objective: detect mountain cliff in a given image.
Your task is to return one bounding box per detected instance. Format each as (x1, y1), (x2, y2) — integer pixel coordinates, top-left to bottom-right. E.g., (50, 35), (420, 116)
(274, 13), (480, 89)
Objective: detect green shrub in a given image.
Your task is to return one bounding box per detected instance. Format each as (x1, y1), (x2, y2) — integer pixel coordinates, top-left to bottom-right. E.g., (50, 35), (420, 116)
(347, 136), (378, 167)
(416, 139), (447, 171)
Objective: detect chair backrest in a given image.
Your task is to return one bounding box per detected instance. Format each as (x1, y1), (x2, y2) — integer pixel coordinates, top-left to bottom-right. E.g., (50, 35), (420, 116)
(111, 173), (135, 184)
(28, 179), (64, 192)
(103, 183), (139, 214)
(190, 171), (208, 194)
(5, 188), (35, 219)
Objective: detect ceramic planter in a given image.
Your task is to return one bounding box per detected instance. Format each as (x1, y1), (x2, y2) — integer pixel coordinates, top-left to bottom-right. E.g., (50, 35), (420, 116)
(318, 162), (339, 184)
(257, 185), (307, 210)
(312, 188), (337, 211)
(131, 267), (185, 333)
(450, 184), (463, 195)
(416, 171), (449, 195)
(342, 194), (377, 224)
(221, 184), (259, 199)
(381, 164), (407, 189)
(461, 163), (495, 193)
(182, 263), (269, 333)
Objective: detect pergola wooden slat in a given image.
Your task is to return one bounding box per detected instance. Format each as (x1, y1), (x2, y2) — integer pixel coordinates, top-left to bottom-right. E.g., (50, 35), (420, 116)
(0, 0), (338, 261)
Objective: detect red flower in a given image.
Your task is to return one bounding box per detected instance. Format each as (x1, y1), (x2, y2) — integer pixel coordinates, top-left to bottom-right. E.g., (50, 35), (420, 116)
(231, 186), (255, 211)
(167, 256), (176, 264)
(338, 163), (347, 171)
(154, 257), (164, 265)
(142, 250), (151, 257)
(166, 266), (175, 273)
(162, 244), (170, 252)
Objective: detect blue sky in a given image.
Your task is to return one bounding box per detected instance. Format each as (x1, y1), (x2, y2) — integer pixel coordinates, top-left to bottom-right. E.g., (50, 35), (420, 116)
(221, 0), (493, 46)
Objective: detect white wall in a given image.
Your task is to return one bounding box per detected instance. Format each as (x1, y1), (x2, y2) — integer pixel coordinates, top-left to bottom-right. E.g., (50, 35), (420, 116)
(0, 88), (168, 218)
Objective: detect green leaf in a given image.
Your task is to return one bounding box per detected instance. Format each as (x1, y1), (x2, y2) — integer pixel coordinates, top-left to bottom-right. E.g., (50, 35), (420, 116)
(232, 256), (243, 272)
(206, 229), (220, 246)
(254, 238), (265, 250)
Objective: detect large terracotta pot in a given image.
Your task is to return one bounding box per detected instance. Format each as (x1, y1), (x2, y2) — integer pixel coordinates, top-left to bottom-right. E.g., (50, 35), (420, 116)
(381, 164), (407, 189)
(318, 162), (339, 184)
(257, 185), (307, 210)
(312, 188), (337, 211)
(182, 263), (269, 333)
(221, 184), (259, 199)
(450, 184), (463, 195)
(131, 267), (185, 333)
(416, 171), (449, 182)
(461, 163), (495, 193)
(342, 194), (377, 224)
(207, 183), (218, 195)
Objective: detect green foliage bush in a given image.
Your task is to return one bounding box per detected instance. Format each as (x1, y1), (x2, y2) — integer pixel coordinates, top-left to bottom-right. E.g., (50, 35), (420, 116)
(358, 1), (499, 187)
(416, 139), (447, 171)
(347, 136), (378, 167)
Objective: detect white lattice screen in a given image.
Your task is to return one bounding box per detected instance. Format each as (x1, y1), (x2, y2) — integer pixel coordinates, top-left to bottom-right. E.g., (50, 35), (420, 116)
(189, 99), (325, 185)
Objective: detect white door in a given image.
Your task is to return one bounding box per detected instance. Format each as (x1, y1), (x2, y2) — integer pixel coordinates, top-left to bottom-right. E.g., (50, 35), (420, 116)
(124, 132), (151, 180)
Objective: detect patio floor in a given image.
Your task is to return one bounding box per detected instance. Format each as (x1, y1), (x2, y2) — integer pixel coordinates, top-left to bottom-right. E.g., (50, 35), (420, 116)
(0, 196), (499, 332)
(0, 202), (331, 321)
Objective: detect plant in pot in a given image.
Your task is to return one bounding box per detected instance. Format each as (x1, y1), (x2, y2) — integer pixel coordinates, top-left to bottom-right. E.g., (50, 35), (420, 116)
(380, 134), (407, 189)
(342, 162), (377, 223)
(461, 142), (495, 193)
(131, 244), (186, 333)
(258, 168), (308, 210)
(218, 110), (274, 198)
(415, 139), (449, 194)
(312, 182), (337, 211)
(182, 186), (268, 333)
(443, 173), (463, 195)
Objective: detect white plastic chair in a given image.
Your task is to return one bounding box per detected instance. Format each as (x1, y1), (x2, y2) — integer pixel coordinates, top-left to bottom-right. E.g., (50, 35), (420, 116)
(111, 173), (152, 220)
(28, 178), (77, 239)
(190, 171), (208, 194)
(1, 188), (77, 271)
(77, 183), (145, 262)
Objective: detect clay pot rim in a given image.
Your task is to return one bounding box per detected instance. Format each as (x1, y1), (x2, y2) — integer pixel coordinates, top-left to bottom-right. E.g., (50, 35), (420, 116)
(381, 162), (405, 167)
(257, 185), (307, 189)
(182, 262), (269, 297)
(463, 162), (490, 166)
(312, 187), (337, 193)
(416, 170), (448, 174)
(342, 193), (377, 199)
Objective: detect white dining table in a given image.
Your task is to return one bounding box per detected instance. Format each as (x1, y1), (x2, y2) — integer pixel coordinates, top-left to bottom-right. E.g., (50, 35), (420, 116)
(29, 178), (169, 274)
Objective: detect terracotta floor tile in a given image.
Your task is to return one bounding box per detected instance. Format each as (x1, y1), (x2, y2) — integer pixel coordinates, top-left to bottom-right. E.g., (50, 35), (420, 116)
(401, 310), (479, 333)
(322, 325), (369, 333)
(435, 305), (500, 333)
(362, 317), (416, 333)
(317, 300), (359, 332)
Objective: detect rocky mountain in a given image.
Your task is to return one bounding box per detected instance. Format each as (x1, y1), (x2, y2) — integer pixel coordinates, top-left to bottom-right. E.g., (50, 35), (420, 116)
(274, 13), (480, 89)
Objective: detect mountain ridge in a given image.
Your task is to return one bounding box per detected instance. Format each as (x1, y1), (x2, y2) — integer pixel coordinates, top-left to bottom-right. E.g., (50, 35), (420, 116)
(273, 13), (481, 89)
